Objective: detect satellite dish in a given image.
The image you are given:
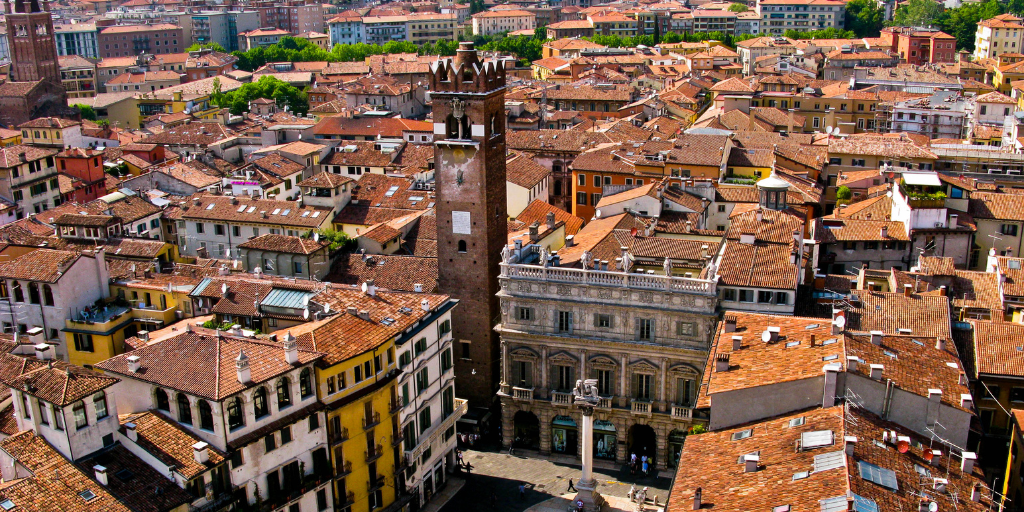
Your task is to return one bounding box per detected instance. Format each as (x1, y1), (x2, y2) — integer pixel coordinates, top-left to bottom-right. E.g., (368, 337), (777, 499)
(233, 260), (239, 269)
(825, 126), (834, 135)
(303, 308), (309, 320)
(834, 316), (846, 330)
(630, 227), (638, 237)
(761, 330), (771, 342)
(130, 263), (136, 272)
(897, 440), (910, 453)
(221, 283), (228, 294)
(361, 282), (368, 294)
(928, 503), (938, 512)
(595, 209), (602, 218)
(323, 303), (331, 314)
(313, 232), (320, 242)
(887, 172), (895, 179)
(923, 450), (934, 462)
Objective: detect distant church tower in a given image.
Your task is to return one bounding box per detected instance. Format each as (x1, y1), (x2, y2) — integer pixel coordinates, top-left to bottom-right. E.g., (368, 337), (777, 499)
(7, 0), (61, 84)
(430, 42), (508, 404)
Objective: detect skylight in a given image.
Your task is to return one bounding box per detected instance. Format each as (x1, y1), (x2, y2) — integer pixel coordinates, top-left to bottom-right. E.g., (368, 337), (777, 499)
(205, 203), (215, 210)
(247, 206), (256, 213)
(822, 354), (838, 361)
(384, 185), (400, 197)
(282, 209), (291, 216)
(789, 417), (805, 427)
(820, 496), (848, 512)
(813, 450), (845, 472)
(858, 460), (898, 490)
(78, 490), (98, 501)
(237, 205), (246, 213)
(0, 500), (14, 511)
(800, 430), (834, 449)
(822, 338), (838, 345)
(302, 211), (310, 217)
(805, 324), (819, 329)
(786, 341), (800, 348)
(852, 495), (879, 512)
(792, 471), (809, 480)
(883, 350), (897, 359)
(731, 429), (753, 441)
(272, 208), (281, 215)
(312, 212), (321, 218)
(1010, 260), (1022, 270)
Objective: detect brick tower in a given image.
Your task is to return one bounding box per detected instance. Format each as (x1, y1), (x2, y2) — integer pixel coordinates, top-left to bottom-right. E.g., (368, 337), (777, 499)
(430, 42), (508, 404)
(7, 0), (61, 84)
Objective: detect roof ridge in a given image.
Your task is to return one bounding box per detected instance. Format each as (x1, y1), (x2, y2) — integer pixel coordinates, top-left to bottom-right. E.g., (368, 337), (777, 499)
(213, 332), (221, 399)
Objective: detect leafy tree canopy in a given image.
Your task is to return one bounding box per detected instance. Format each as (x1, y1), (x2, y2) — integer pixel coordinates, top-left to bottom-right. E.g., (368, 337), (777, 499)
(844, 0), (885, 37)
(212, 76), (308, 115)
(728, 3), (749, 12)
(186, 42), (227, 53)
(74, 104), (97, 121)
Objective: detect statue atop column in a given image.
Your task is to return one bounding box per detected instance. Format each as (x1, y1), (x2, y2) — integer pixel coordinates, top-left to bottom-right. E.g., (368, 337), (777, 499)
(572, 379), (606, 511)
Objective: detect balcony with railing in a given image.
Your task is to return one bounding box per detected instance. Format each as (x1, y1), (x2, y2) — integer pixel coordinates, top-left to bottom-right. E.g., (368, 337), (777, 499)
(512, 386), (534, 401)
(631, 399), (652, 416)
(551, 391), (572, 407)
(334, 460), (352, 478)
(335, 491), (356, 510)
(597, 396), (612, 409)
(330, 427), (348, 445)
(391, 429), (404, 448)
(365, 444), (384, 463)
(362, 411), (380, 430)
(671, 404), (693, 420)
(366, 474), (386, 493)
(501, 261), (717, 296)
(390, 398), (402, 414)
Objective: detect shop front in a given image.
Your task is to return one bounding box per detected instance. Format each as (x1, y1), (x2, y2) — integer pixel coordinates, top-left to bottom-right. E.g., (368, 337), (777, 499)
(594, 420), (616, 460)
(552, 415), (578, 455)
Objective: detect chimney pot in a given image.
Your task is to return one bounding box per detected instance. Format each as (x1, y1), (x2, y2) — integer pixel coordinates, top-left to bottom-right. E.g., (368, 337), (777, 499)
(358, 310), (370, 320)
(731, 336), (742, 351)
(138, 330), (149, 342)
(192, 441), (210, 464)
(715, 353), (730, 372)
(844, 436), (857, 456)
(414, 283), (424, 293)
(870, 331), (883, 345)
(961, 393), (974, 410)
(127, 355), (141, 373)
(939, 285), (947, 296)
(565, 235), (575, 247)
(869, 364), (884, 380)
(904, 283), (913, 297)
(961, 451), (977, 473)
(809, 334), (816, 346)
(744, 454), (759, 473)
(235, 350), (251, 384)
(94, 465), (108, 486)
(125, 422), (138, 442)
(724, 315), (737, 333)
(692, 487), (702, 510)
(421, 299), (430, 312)
(33, 343), (51, 361)
(283, 331), (298, 364)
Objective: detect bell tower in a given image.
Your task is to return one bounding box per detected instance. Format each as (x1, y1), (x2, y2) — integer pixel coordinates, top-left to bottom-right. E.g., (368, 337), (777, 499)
(430, 42), (508, 404)
(7, 0), (61, 84)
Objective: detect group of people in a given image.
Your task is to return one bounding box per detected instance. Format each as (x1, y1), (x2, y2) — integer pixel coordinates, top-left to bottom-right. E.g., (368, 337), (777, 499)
(629, 452), (653, 476)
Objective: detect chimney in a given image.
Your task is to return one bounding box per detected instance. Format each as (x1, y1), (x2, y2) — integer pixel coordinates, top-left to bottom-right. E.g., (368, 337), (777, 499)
(192, 441), (210, 464)
(918, 499), (931, 512)
(930, 449), (942, 467)
(755, 209), (763, 223)
(358, 310), (370, 320)
(685, 220), (692, 233)
(766, 326), (780, 342)
(138, 331), (150, 342)
(962, 451), (977, 473)
(870, 331), (883, 345)
(809, 334), (816, 347)
(715, 353), (730, 372)
(692, 487), (702, 511)
(701, 244), (709, 259)
(869, 364), (884, 380)
(961, 393), (974, 410)
(748, 110), (756, 131)
(529, 222), (540, 241)
(880, 225), (888, 238)
(823, 363), (839, 407)
(937, 284), (947, 297)
(421, 299), (430, 312)
(235, 350), (251, 384)
(125, 422), (138, 442)
(904, 283), (913, 297)
(283, 332), (298, 364)
(565, 235), (575, 247)
(846, 355), (858, 372)
(347, 306), (358, 316)
(844, 436), (857, 456)
(950, 213), (958, 228)
(27, 327), (44, 346)
(365, 279), (376, 296)
(935, 338), (946, 351)
(732, 336), (742, 351)
(94, 465), (108, 486)
(546, 211), (556, 230)
(724, 315), (737, 333)
(33, 343), (51, 361)
(744, 454), (759, 473)
(414, 283), (424, 293)
(127, 355), (141, 373)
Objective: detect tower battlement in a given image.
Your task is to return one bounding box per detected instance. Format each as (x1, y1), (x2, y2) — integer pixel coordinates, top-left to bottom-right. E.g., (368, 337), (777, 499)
(429, 42), (507, 94)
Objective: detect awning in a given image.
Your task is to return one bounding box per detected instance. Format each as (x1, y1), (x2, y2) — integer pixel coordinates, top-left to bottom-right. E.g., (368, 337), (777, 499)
(552, 415), (577, 427)
(902, 172), (941, 187)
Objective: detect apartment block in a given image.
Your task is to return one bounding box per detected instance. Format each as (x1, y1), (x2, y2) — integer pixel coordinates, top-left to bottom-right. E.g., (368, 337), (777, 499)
(97, 23), (184, 58)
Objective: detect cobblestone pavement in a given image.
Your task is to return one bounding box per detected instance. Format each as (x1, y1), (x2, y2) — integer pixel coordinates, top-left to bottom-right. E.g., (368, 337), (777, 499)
(438, 443), (672, 512)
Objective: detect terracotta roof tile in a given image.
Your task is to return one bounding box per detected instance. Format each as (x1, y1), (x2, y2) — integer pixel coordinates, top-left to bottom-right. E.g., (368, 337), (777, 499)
(238, 234), (328, 254)
(118, 410), (226, 479)
(327, 253), (438, 292)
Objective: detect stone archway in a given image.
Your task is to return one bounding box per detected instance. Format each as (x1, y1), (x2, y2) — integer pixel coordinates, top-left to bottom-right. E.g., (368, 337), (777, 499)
(513, 410), (540, 450)
(628, 423), (657, 465)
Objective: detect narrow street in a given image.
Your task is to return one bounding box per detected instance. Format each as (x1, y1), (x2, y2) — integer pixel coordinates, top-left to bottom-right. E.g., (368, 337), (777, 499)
(438, 443), (673, 512)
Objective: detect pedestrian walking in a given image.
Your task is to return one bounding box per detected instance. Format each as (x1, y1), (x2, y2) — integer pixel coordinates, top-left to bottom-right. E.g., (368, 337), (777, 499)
(567, 477), (577, 492)
(457, 449), (464, 467)
(519, 483), (526, 499)
(642, 460), (649, 476)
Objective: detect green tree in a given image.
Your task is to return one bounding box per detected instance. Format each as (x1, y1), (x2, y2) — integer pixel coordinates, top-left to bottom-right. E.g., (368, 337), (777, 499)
(662, 31), (683, 43)
(836, 185), (853, 202)
(212, 76), (309, 115)
(534, 26), (548, 40)
(937, 0), (1003, 51)
(728, 3), (748, 12)
(74, 104), (97, 121)
(890, 0), (945, 28)
(844, 0), (884, 37)
(1010, 0), (1024, 16)
(186, 42), (227, 52)
(316, 229), (357, 252)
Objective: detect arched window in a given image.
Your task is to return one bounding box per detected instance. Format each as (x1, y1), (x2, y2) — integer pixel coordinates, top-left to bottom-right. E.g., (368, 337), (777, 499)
(42, 284), (53, 306)
(155, 388), (169, 411)
(27, 283), (39, 304)
(177, 393), (192, 425)
(253, 387), (269, 419)
(300, 368), (313, 398)
(457, 240), (467, 253)
(12, 282), (23, 303)
(277, 377), (291, 408)
(227, 397), (244, 430)
(198, 400), (214, 431)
